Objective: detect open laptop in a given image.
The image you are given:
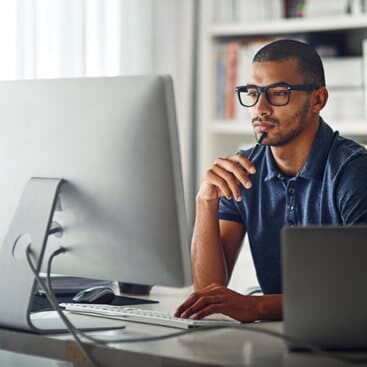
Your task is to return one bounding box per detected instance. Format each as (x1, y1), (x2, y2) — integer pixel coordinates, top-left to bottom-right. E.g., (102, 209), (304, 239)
(282, 226), (367, 350)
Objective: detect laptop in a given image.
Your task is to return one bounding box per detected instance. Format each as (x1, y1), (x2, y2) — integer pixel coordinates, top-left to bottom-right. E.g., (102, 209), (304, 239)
(281, 226), (367, 350)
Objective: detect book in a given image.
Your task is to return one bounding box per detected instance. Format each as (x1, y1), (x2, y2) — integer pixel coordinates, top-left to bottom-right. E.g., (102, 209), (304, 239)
(304, 0), (348, 17)
(212, 0), (234, 23)
(225, 42), (240, 119)
(322, 88), (364, 123)
(238, 0), (266, 22)
(214, 43), (227, 119)
(323, 57), (363, 88)
(236, 38), (275, 123)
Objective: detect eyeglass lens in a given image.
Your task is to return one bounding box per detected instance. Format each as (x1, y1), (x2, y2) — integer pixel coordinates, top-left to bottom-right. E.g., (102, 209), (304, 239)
(240, 85), (291, 106)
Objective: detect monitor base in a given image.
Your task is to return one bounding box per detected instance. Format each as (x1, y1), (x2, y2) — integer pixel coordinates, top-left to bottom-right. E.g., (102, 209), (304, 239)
(31, 311), (126, 334)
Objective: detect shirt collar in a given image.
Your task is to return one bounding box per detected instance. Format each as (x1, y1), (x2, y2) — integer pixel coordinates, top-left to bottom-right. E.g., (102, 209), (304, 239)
(264, 118), (336, 182)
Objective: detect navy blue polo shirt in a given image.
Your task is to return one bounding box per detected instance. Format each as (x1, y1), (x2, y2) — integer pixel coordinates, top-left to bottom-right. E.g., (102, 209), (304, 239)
(218, 119), (367, 294)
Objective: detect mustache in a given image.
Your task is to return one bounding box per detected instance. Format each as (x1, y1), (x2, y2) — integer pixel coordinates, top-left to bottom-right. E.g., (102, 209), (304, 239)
(252, 116), (278, 125)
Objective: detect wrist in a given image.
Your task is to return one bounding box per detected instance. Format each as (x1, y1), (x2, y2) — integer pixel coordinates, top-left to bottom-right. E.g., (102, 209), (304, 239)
(256, 296), (267, 320)
(255, 294), (283, 321)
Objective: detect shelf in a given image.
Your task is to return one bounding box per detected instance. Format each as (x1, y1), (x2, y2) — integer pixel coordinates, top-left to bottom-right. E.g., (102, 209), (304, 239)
(198, 2), (367, 178)
(212, 120), (367, 136)
(210, 15), (367, 37)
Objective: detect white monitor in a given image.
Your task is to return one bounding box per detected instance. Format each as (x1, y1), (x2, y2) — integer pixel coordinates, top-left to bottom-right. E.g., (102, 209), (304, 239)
(0, 75), (192, 331)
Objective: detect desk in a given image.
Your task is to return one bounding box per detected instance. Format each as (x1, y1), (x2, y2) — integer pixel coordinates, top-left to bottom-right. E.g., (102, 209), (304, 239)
(0, 287), (364, 367)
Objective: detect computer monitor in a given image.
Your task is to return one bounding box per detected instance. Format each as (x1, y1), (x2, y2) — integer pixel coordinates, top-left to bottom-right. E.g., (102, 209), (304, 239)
(0, 75), (192, 331)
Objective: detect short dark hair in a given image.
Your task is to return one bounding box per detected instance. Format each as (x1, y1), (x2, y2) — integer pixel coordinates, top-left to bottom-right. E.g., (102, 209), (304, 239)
(252, 39), (325, 87)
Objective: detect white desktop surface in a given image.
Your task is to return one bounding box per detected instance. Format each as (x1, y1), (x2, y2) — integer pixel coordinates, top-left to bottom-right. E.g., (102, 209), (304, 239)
(0, 287), (365, 367)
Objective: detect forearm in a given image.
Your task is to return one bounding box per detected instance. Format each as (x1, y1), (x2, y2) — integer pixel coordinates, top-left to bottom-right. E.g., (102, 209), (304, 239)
(256, 294), (283, 321)
(191, 196), (228, 290)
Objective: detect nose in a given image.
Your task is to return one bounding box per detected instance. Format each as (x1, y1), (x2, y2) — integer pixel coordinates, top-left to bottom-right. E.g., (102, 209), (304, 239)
(252, 92), (272, 117)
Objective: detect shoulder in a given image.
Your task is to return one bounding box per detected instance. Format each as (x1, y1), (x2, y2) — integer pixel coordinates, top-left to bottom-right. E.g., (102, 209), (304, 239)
(327, 134), (367, 191)
(328, 134), (367, 171)
(327, 135), (367, 223)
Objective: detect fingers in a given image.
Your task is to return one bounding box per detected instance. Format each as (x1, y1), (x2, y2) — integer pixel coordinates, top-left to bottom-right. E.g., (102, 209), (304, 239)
(232, 154), (256, 175)
(189, 304), (222, 320)
(213, 162), (250, 191)
(175, 283), (224, 318)
(182, 296), (221, 319)
(204, 155), (256, 201)
(214, 157), (255, 189)
(175, 292), (200, 317)
(175, 294), (221, 319)
(206, 169), (233, 200)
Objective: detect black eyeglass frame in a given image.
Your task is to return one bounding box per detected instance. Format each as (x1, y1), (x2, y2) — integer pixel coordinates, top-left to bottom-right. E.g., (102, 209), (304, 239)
(235, 82), (319, 107)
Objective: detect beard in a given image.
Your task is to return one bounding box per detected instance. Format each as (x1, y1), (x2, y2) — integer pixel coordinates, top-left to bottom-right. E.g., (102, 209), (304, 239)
(253, 99), (311, 147)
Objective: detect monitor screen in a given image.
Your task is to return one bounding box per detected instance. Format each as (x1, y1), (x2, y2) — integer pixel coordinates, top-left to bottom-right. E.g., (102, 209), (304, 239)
(0, 75), (192, 289)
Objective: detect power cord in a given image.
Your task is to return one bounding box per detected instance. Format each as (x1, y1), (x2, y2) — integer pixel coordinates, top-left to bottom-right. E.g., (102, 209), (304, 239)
(26, 246), (100, 367)
(27, 246), (367, 366)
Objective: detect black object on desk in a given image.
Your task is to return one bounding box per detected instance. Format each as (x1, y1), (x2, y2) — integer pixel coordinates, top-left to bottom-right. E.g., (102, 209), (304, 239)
(32, 276), (158, 313)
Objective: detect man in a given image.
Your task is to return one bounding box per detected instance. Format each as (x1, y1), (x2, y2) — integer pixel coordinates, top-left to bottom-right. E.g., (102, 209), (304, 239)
(175, 39), (367, 322)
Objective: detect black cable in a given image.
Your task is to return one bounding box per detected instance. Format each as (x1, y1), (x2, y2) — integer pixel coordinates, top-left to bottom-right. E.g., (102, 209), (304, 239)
(29, 245), (135, 347)
(29, 246), (367, 366)
(44, 249), (127, 345)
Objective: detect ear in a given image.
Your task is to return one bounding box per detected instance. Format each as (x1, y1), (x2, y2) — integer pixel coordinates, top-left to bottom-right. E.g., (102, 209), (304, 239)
(311, 86), (328, 113)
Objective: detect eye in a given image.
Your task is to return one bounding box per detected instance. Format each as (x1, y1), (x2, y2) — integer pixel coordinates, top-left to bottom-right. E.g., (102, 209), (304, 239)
(271, 89), (288, 97)
(246, 89), (258, 97)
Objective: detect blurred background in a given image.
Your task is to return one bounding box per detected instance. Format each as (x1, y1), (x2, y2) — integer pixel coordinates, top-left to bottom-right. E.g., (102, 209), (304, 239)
(1, 0), (367, 312)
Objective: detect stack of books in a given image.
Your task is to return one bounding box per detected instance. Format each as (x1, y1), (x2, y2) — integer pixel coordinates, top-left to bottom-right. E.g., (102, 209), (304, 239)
(321, 56), (364, 128)
(214, 39), (275, 122)
(211, 0), (367, 24)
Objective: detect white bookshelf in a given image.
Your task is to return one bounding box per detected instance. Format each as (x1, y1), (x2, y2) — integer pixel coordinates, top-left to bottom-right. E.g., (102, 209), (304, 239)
(210, 15), (367, 36)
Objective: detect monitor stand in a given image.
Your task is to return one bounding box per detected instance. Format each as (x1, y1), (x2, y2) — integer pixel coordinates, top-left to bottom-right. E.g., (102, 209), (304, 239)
(0, 178), (125, 333)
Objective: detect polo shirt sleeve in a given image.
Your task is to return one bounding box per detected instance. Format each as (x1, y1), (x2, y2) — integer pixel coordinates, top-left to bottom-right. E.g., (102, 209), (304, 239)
(336, 153), (367, 224)
(218, 197), (244, 223)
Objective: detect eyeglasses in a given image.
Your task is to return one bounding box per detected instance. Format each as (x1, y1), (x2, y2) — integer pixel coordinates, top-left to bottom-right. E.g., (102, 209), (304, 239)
(235, 82), (319, 107)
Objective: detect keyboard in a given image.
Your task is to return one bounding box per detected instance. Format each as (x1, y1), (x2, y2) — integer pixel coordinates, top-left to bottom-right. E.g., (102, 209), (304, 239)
(60, 303), (241, 329)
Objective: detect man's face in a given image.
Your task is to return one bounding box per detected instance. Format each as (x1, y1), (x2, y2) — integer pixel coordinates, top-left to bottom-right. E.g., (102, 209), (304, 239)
(247, 59), (313, 147)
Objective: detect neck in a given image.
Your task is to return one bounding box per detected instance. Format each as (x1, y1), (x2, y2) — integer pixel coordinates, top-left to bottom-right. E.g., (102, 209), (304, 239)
(271, 117), (320, 177)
